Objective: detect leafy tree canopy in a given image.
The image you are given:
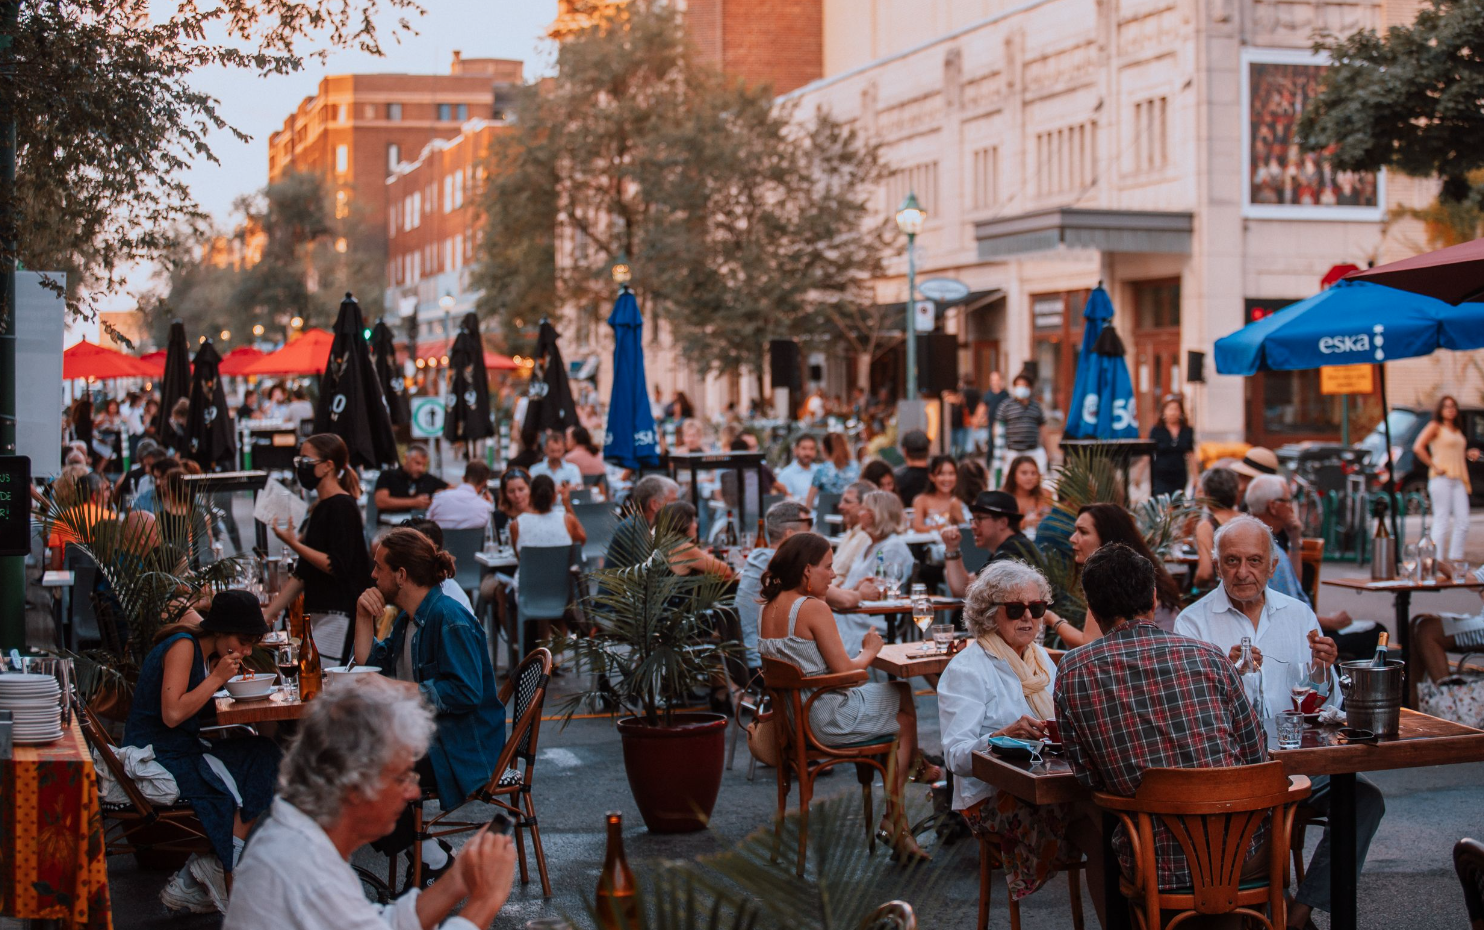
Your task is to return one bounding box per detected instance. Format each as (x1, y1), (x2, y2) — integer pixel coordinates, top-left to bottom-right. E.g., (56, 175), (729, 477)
(1300, 0), (1484, 204)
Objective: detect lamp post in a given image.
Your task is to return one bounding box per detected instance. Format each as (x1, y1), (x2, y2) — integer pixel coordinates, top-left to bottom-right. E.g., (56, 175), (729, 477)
(895, 191), (926, 401)
(612, 256), (632, 294)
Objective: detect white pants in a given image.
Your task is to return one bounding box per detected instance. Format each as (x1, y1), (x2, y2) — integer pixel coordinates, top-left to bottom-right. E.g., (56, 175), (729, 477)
(1428, 475), (1471, 560)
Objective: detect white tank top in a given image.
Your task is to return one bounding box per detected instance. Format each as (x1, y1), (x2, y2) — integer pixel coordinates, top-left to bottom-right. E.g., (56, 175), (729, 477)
(515, 509), (571, 551)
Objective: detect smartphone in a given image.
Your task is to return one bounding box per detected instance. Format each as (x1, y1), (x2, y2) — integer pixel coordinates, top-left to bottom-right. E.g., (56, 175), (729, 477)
(482, 812), (515, 837)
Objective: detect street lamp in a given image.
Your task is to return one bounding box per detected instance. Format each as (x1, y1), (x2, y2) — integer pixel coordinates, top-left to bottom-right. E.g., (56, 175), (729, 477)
(290, 316), (304, 329)
(252, 324), (265, 337)
(611, 256), (632, 292)
(220, 329), (231, 342)
(895, 191), (926, 400)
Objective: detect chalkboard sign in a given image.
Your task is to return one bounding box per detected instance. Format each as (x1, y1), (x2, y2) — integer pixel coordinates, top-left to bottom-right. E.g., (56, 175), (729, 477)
(0, 456), (31, 557)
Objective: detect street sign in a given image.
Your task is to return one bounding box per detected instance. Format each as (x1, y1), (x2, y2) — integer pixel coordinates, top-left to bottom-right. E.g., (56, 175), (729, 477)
(410, 397), (446, 438)
(0, 456), (32, 557)
(914, 300), (936, 332)
(918, 277), (971, 302)
(1320, 364), (1374, 395)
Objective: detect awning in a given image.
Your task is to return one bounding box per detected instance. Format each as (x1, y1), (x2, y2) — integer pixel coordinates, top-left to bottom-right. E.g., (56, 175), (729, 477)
(878, 288), (1004, 316)
(975, 208), (1193, 259)
(401, 336), (520, 371)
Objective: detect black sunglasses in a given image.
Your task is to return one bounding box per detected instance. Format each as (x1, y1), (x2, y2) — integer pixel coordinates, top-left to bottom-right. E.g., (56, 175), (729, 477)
(996, 601), (1049, 620)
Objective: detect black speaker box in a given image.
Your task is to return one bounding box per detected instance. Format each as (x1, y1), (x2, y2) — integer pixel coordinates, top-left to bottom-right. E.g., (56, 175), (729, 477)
(769, 340), (800, 389)
(1187, 350), (1206, 383)
(916, 334), (959, 394)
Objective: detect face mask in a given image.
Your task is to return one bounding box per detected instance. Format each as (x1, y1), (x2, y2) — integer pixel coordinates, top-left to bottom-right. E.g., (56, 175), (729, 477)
(295, 461), (322, 490)
(1012, 385), (1032, 400)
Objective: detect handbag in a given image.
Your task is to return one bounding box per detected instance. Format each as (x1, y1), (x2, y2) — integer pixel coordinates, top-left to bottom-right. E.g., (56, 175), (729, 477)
(746, 711), (780, 768)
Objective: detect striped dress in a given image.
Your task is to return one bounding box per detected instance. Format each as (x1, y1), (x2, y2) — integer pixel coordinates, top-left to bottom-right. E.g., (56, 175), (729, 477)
(759, 596), (901, 746)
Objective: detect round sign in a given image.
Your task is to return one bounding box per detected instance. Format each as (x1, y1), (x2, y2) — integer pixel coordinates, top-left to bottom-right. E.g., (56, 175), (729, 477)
(411, 397), (446, 438)
(918, 277), (971, 302)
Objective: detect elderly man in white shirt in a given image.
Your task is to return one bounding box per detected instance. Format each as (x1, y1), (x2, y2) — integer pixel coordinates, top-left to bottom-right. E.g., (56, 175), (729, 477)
(224, 677), (515, 930)
(426, 461), (495, 532)
(1175, 514), (1384, 930)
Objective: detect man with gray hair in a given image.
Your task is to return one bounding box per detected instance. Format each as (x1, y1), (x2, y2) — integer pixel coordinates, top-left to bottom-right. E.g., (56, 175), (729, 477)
(1176, 514), (1385, 929)
(1244, 474), (1305, 587)
(606, 474), (681, 569)
(733, 501), (881, 669)
(223, 677), (516, 930)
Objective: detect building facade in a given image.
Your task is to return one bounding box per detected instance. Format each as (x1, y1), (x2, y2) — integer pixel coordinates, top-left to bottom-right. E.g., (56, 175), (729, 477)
(782, 0), (1458, 446)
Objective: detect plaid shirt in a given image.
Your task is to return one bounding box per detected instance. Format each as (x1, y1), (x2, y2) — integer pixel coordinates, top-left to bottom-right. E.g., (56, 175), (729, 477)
(1053, 619), (1267, 889)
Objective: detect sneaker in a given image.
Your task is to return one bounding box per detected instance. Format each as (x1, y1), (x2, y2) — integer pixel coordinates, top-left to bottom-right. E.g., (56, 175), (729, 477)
(187, 853), (230, 913)
(159, 867), (216, 914)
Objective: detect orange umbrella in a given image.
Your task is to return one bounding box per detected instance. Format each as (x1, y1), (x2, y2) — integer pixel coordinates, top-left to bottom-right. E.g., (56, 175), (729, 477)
(63, 340), (158, 381)
(217, 345), (266, 376)
(239, 329), (334, 376)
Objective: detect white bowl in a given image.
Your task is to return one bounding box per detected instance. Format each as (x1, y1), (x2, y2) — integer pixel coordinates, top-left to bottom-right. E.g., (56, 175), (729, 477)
(324, 666), (383, 688)
(224, 673), (276, 699)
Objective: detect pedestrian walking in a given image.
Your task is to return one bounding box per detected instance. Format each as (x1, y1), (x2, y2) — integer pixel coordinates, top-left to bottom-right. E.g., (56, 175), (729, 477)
(995, 373), (1047, 473)
(1413, 394), (1481, 561)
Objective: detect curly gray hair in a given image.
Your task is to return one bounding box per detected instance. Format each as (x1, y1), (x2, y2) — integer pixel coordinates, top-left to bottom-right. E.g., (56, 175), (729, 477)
(963, 560), (1052, 638)
(278, 677), (435, 828)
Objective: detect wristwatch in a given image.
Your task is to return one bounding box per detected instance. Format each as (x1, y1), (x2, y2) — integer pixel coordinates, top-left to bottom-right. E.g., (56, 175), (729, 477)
(944, 549), (962, 561)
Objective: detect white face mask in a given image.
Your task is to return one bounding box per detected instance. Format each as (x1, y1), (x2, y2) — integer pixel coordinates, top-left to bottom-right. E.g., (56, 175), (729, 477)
(1012, 385), (1032, 400)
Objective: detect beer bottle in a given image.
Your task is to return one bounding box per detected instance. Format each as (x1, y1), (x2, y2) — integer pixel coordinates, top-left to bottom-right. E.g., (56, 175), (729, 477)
(298, 613), (324, 701)
(594, 811), (639, 930)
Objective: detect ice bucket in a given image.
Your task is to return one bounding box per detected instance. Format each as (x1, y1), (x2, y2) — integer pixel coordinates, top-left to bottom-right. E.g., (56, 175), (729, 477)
(1338, 659), (1404, 737)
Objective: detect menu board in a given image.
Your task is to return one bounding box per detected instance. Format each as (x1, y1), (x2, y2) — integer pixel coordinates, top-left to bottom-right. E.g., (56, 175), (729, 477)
(0, 455), (31, 557)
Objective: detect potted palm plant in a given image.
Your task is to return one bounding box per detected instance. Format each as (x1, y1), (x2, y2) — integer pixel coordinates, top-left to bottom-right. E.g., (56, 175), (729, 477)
(560, 507), (737, 833)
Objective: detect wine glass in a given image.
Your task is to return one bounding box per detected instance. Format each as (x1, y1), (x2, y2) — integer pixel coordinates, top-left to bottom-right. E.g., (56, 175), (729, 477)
(1401, 544), (1418, 581)
(276, 643), (300, 700)
(883, 562), (905, 599)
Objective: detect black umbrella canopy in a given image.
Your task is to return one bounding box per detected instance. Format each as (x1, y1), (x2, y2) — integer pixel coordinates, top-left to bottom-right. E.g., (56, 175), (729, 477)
(314, 293), (399, 469)
(161, 320), (192, 419)
(520, 318), (577, 450)
(370, 320), (409, 426)
(444, 312), (493, 443)
(186, 340), (236, 469)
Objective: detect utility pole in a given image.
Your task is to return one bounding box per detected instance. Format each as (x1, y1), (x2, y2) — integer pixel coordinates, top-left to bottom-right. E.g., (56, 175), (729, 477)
(0, 0), (23, 650)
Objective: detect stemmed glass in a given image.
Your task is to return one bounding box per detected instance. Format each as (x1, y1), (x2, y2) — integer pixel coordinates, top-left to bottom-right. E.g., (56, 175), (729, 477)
(883, 562), (905, 600)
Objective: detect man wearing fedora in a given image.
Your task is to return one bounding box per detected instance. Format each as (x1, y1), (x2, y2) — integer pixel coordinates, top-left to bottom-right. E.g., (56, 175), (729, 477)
(941, 490), (1041, 597)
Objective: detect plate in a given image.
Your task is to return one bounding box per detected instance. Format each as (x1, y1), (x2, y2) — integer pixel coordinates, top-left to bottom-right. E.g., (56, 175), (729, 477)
(225, 686), (279, 703)
(15, 732), (64, 744)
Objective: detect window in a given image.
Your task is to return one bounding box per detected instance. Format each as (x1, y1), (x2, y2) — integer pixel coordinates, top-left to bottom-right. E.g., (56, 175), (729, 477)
(411, 191), (421, 227)
(1035, 121), (1098, 197)
(1134, 279), (1181, 329)
(334, 189), (349, 219)
(389, 204), (397, 239)
(1133, 96), (1169, 173)
(438, 103), (453, 121)
(337, 103), (347, 123)
(442, 238), (452, 271)
(453, 233), (463, 269)
(403, 196), (413, 231)
(387, 143), (400, 171)
(364, 104), (376, 120)
(452, 170), (464, 209)
(443, 175), (453, 213)
(971, 146), (998, 210)
(412, 251), (420, 283)
(457, 103), (468, 121)
(335, 144), (348, 175)
(387, 103), (403, 120)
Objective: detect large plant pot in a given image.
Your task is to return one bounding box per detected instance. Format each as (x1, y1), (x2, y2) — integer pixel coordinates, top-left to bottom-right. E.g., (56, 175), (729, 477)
(616, 712), (727, 833)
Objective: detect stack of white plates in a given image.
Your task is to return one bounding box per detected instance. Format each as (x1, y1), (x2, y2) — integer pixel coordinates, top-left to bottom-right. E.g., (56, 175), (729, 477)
(0, 673), (63, 744)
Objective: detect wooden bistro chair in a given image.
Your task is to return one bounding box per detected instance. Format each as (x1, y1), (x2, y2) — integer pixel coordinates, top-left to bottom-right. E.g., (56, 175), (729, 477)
(403, 647), (555, 896)
(760, 656), (897, 876)
(1299, 538), (1325, 610)
(978, 833), (1085, 930)
(1094, 762), (1311, 930)
(1453, 837), (1484, 930)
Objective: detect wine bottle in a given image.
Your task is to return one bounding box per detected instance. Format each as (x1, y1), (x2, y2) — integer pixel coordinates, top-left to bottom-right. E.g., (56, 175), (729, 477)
(298, 613), (324, 701)
(287, 592), (306, 641)
(595, 811), (639, 930)
(1235, 636), (1268, 720)
(721, 509), (739, 548)
(1372, 630), (1390, 668)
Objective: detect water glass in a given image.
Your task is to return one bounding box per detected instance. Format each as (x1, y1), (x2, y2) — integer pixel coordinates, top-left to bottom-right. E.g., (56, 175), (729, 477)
(1402, 544), (1419, 581)
(930, 623), (954, 652)
(1276, 711), (1304, 749)
(1454, 560), (1471, 582)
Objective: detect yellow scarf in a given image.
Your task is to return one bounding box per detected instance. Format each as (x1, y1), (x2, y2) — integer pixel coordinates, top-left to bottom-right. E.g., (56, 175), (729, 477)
(977, 630), (1054, 720)
(834, 527), (872, 579)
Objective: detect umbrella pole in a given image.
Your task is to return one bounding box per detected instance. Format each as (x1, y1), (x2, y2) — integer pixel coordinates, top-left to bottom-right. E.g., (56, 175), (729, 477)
(1378, 363), (1401, 562)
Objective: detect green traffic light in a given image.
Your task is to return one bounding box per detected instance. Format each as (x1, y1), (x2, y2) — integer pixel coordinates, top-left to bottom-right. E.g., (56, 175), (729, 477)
(363, 328), (372, 339)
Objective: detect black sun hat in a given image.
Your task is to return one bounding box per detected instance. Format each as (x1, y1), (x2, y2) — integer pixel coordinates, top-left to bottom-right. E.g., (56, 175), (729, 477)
(200, 589), (269, 639)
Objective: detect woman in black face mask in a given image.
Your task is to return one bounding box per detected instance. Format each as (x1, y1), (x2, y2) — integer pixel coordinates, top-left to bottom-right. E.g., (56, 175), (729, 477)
(261, 433), (372, 665)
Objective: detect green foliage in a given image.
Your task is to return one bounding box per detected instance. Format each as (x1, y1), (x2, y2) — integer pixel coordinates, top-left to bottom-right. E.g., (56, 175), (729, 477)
(473, 0), (893, 372)
(604, 794), (947, 930)
(559, 507), (735, 727)
(1300, 0), (1484, 203)
(9, 0), (417, 325)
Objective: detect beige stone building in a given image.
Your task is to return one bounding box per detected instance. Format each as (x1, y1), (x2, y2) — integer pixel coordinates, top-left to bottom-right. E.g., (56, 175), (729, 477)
(779, 0), (1472, 446)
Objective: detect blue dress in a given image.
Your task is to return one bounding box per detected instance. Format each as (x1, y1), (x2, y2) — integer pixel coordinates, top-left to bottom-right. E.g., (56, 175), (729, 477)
(124, 633), (281, 870)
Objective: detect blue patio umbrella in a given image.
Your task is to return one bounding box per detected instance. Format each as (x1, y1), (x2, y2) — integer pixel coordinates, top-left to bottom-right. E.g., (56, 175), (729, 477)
(1064, 287), (1140, 439)
(603, 288), (660, 470)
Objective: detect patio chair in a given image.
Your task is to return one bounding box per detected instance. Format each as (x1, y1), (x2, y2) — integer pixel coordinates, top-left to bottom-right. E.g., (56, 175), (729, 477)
(713, 606), (765, 778)
(1300, 537), (1325, 610)
(1453, 837), (1484, 930)
(572, 501), (621, 566)
(761, 656), (896, 876)
(516, 545), (577, 658)
(814, 492), (841, 534)
(1094, 761), (1311, 930)
(441, 527), (485, 605)
(403, 648), (555, 896)
(976, 832), (1084, 930)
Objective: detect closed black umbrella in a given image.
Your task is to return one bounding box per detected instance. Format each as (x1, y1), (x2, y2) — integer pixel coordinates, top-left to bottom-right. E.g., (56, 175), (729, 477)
(444, 313), (493, 443)
(314, 292), (398, 469)
(370, 320), (409, 426)
(160, 320), (192, 419)
(186, 340), (236, 468)
(520, 319), (577, 450)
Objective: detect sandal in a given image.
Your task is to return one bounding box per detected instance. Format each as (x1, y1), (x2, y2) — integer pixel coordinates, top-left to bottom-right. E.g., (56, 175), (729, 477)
(909, 752), (944, 784)
(876, 825), (932, 863)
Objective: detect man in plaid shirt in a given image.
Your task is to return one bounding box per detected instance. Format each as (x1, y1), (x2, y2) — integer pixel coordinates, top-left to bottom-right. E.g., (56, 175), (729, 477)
(1055, 543), (1267, 897)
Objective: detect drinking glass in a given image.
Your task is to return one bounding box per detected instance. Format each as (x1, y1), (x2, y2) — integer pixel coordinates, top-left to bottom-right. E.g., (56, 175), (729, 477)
(276, 643), (300, 700)
(1454, 560), (1471, 583)
(1276, 711), (1304, 749)
(883, 562), (904, 599)
(1401, 544), (1418, 581)
(931, 623), (954, 653)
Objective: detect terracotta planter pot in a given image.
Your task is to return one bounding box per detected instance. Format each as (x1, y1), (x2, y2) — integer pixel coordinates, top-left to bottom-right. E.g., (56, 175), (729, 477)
(616, 712), (727, 833)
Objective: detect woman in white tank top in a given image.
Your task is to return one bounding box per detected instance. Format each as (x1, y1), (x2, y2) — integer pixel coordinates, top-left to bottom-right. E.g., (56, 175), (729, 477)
(511, 475), (587, 552)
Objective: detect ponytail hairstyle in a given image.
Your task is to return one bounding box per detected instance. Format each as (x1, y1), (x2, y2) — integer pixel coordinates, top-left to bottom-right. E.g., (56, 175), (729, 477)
(758, 532), (832, 602)
(304, 433), (362, 498)
(377, 527), (455, 587)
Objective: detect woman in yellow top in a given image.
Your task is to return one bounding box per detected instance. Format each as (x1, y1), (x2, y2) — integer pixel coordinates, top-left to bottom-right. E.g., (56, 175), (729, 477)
(1412, 395), (1480, 561)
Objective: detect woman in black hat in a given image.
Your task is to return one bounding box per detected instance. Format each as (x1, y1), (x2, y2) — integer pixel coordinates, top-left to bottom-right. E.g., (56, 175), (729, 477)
(124, 590), (282, 912)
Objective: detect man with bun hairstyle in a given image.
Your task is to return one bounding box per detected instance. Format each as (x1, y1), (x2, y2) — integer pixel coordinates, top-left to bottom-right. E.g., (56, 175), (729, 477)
(353, 527), (506, 884)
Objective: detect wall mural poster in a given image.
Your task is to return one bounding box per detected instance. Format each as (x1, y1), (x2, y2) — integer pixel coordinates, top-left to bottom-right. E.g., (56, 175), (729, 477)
(1242, 50), (1383, 220)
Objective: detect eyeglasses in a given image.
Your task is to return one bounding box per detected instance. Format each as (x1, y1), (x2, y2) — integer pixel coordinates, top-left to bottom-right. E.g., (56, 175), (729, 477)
(292, 456), (325, 468)
(995, 601), (1049, 620)
(388, 769), (421, 790)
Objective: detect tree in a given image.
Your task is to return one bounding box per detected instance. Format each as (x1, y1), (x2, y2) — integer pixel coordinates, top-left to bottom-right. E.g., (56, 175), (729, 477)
(472, 0), (892, 378)
(7, 0), (417, 327)
(1300, 0), (1484, 204)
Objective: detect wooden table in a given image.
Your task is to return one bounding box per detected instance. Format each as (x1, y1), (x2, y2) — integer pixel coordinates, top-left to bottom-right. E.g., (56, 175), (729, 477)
(972, 708), (1484, 930)
(871, 642), (953, 678)
(840, 596), (963, 644)
(214, 689), (310, 726)
(1322, 576), (1483, 660)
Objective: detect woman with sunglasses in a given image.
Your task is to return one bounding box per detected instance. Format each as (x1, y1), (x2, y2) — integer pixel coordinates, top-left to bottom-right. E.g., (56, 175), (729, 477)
(262, 434), (372, 665)
(937, 559), (1081, 903)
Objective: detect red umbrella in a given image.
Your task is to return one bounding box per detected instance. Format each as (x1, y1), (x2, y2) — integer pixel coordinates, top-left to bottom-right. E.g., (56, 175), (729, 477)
(137, 350), (168, 377)
(411, 336), (520, 370)
(217, 345), (266, 376)
(63, 340), (158, 381)
(1345, 237), (1484, 304)
(239, 329), (335, 376)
